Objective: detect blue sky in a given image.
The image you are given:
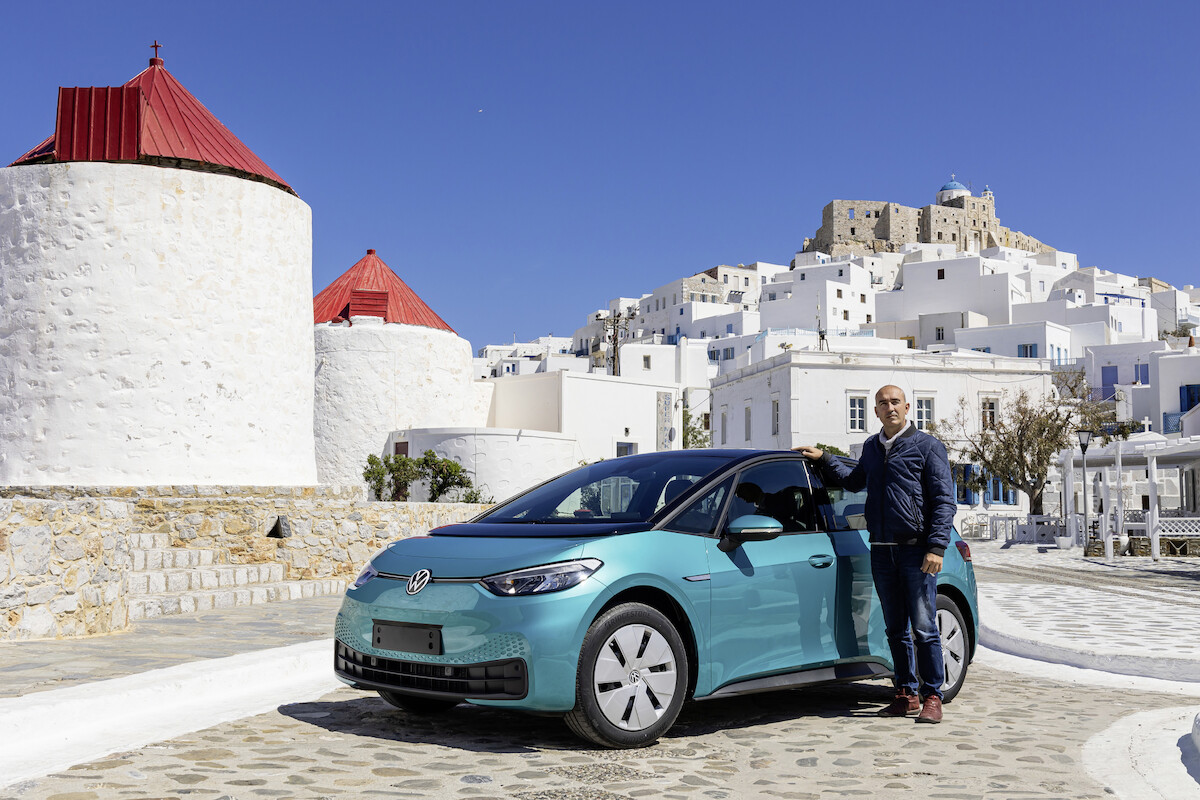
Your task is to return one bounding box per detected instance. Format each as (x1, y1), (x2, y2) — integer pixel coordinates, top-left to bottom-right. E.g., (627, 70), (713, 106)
(3, 1), (1196, 350)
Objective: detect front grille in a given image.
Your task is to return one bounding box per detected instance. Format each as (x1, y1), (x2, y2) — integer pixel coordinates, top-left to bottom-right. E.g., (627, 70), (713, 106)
(335, 639), (527, 700)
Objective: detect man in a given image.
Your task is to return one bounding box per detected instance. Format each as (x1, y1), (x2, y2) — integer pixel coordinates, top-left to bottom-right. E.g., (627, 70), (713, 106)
(794, 385), (954, 723)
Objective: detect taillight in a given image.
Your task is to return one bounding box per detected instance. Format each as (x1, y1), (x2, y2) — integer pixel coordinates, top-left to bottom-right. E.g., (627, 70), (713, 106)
(955, 540), (971, 562)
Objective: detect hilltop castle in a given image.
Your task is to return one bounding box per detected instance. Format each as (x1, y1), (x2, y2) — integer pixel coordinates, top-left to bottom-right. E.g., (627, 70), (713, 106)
(802, 178), (1054, 258)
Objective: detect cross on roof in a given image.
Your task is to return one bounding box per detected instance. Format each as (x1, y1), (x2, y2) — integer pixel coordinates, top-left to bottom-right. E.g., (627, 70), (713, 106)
(151, 40), (162, 58)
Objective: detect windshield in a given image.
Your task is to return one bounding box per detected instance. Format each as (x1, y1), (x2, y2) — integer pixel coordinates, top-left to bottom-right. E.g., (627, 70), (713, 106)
(480, 454), (735, 524)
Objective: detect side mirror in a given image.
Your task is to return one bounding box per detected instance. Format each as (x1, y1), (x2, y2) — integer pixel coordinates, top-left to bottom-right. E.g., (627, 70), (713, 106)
(718, 514), (783, 551)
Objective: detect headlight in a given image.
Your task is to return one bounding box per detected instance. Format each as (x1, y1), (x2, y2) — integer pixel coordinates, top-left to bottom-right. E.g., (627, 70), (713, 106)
(480, 559), (603, 596)
(352, 563), (379, 588)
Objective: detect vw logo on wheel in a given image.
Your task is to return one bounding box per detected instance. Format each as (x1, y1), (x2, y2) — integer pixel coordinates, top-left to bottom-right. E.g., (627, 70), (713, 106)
(406, 568), (432, 595)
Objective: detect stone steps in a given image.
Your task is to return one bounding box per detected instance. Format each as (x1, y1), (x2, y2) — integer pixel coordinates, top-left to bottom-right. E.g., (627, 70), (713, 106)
(132, 547), (218, 570)
(124, 535), (347, 623)
(129, 533), (171, 549)
(126, 563), (286, 595)
(127, 579), (346, 621)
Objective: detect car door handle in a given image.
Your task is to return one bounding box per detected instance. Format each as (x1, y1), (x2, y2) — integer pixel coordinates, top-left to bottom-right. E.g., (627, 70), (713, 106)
(808, 554), (834, 569)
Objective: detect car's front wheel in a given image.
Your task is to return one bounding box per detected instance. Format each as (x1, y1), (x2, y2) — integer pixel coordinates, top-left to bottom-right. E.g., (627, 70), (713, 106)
(377, 690), (460, 714)
(565, 603), (688, 748)
(936, 593), (970, 702)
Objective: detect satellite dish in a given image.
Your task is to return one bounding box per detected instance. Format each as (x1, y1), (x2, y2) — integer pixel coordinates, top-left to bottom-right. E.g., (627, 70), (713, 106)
(668, 427), (677, 442)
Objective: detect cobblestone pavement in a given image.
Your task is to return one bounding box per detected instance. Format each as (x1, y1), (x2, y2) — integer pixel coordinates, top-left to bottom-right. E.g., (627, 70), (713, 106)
(5, 542), (1200, 799)
(6, 661), (1190, 800)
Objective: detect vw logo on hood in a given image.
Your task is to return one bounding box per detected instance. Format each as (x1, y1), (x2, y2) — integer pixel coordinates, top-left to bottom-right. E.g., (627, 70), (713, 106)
(406, 568), (432, 595)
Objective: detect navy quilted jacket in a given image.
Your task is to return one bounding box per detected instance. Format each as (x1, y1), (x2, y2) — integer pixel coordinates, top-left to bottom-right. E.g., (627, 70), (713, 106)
(819, 425), (955, 556)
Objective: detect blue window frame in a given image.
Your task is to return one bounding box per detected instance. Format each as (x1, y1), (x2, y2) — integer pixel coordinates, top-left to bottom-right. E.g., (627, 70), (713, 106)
(952, 464), (977, 505)
(1182, 384), (1200, 414)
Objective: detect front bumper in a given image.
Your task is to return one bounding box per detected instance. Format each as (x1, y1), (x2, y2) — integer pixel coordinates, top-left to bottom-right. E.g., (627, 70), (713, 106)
(335, 573), (604, 711)
(334, 639), (528, 699)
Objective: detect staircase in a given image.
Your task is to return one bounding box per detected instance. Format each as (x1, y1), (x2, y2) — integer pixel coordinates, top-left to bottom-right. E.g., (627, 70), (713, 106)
(125, 533), (346, 621)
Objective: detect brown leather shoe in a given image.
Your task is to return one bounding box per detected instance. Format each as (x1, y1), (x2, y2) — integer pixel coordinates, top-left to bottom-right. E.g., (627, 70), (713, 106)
(877, 690), (920, 717)
(915, 695), (943, 723)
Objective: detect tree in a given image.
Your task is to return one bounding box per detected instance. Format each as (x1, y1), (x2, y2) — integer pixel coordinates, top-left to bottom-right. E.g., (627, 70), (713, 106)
(815, 442), (850, 457)
(928, 369), (1123, 515)
(682, 400), (711, 449)
(418, 450), (475, 502)
(362, 450), (479, 502)
(363, 453), (424, 501)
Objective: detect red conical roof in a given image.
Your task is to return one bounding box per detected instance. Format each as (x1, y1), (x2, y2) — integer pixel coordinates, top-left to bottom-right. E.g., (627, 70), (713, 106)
(314, 250), (455, 332)
(9, 56), (293, 195)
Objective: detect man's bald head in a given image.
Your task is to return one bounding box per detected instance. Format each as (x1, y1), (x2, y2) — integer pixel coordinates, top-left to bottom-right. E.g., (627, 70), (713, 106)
(874, 384), (909, 436)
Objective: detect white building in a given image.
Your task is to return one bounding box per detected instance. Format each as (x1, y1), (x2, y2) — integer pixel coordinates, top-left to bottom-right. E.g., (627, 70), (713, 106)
(486, 370), (684, 463)
(476, 337), (582, 378)
(312, 250), (490, 486)
(876, 249), (1028, 329)
(0, 56), (318, 486)
(759, 259), (876, 333)
(954, 320), (1074, 365)
(711, 348), (1057, 522)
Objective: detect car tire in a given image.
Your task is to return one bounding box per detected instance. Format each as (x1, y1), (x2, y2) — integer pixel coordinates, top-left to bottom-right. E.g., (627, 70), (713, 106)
(936, 593), (970, 702)
(565, 603), (688, 749)
(377, 690), (460, 714)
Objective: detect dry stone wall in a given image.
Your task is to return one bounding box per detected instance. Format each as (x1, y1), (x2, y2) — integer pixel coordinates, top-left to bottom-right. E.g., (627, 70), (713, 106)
(0, 496), (133, 639)
(0, 486), (486, 641)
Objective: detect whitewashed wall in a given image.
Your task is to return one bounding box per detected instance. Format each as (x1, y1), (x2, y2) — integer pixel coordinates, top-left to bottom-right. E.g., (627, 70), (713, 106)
(392, 427), (578, 503)
(878, 255), (1021, 327)
(0, 162), (316, 485)
(712, 349), (1056, 456)
(313, 317), (487, 486)
(487, 371), (682, 463)
(1150, 347), (1200, 428)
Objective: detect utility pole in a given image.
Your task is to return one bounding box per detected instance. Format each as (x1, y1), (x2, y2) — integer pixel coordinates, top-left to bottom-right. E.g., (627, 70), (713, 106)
(816, 301), (828, 351)
(600, 306), (636, 376)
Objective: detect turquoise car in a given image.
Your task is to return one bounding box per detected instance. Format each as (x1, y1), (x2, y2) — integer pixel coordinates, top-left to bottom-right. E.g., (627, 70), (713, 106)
(334, 449), (978, 748)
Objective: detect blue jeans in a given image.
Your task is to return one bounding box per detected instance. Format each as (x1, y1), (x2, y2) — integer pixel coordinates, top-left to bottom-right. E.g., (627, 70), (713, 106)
(871, 545), (944, 699)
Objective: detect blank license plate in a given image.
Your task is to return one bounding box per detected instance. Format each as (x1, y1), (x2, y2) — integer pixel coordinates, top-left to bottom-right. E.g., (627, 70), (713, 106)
(372, 621), (443, 655)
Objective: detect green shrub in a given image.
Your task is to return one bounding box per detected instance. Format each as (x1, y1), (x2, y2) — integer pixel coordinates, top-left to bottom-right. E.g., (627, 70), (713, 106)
(363, 450), (487, 503)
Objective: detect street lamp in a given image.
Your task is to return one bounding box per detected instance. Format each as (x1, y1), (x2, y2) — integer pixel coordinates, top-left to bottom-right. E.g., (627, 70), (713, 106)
(1077, 430), (1093, 545)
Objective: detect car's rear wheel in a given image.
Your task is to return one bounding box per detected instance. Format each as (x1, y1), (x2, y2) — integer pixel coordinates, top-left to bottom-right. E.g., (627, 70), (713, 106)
(936, 593), (970, 702)
(565, 603), (688, 748)
(377, 690), (460, 714)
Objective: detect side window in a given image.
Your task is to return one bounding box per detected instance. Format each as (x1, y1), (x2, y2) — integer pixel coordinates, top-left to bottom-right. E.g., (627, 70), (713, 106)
(728, 461), (817, 533)
(823, 485), (869, 531)
(668, 477), (732, 536)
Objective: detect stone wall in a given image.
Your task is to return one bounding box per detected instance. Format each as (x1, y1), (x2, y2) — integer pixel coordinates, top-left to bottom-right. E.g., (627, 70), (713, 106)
(0, 486), (487, 640)
(804, 196), (1054, 259)
(0, 496), (133, 639)
(131, 487), (482, 580)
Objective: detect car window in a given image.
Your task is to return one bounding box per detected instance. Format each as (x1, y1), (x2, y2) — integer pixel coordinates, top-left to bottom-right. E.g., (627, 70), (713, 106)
(480, 454), (735, 524)
(666, 476), (733, 536)
(651, 472), (708, 513)
(824, 485), (868, 531)
(728, 461), (817, 533)
(561, 475), (640, 519)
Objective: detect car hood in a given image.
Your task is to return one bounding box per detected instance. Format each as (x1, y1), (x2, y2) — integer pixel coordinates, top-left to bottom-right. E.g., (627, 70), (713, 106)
(433, 521), (649, 538)
(373, 532), (597, 579)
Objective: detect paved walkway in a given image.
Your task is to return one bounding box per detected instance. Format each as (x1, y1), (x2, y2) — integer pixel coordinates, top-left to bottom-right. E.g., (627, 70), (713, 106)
(0, 541), (1198, 798)
(970, 539), (1200, 681)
